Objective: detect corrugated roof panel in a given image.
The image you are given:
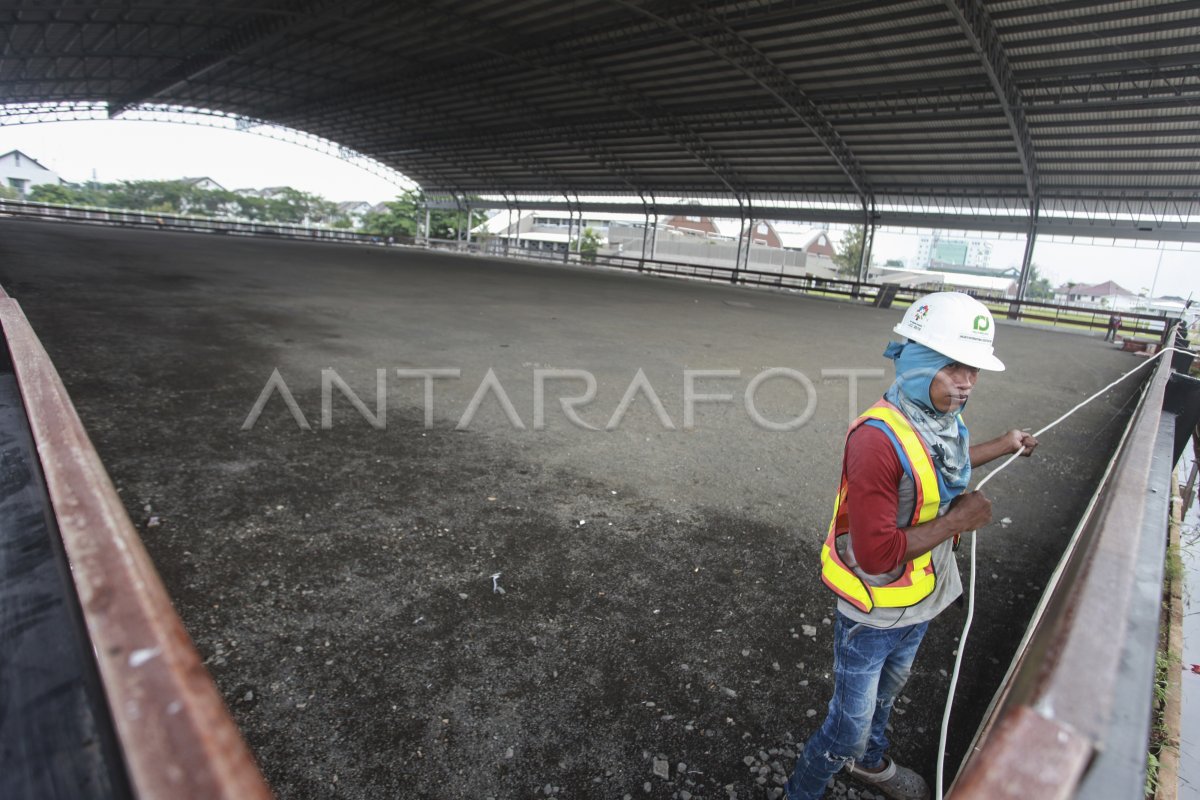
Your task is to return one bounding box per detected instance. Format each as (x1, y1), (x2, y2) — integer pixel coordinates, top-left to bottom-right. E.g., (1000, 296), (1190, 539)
(2, 0), (1199, 212)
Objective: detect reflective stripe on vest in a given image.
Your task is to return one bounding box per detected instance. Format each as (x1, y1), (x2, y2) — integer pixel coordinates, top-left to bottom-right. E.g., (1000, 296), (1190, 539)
(819, 400), (943, 613)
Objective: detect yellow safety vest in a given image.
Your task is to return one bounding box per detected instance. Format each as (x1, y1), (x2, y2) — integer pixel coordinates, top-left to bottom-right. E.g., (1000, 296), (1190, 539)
(819, 400), (942, 613)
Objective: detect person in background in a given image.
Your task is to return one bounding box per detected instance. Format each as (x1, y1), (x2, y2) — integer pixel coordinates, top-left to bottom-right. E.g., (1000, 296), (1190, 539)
(1105, 313), (1122, 342)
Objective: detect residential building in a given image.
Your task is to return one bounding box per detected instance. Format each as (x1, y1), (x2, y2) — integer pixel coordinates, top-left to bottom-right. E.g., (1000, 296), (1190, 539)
(182, 176), (226, 192)
(473, 210), (838, 278)
(873, 266), (1016, 297)
(337, 200), (374, 228)
(0, 149), (61, 197)
(1053, 280), (1140, 310)
(236, 186), (293, 199)
(663, 214), (731, 239)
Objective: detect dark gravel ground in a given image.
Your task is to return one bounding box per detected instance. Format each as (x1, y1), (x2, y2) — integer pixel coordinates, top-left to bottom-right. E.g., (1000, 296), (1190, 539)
(0, 219), (1145, 799)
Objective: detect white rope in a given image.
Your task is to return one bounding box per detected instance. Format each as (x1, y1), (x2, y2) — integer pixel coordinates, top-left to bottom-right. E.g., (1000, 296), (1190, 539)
(934, 345), (1177, 798)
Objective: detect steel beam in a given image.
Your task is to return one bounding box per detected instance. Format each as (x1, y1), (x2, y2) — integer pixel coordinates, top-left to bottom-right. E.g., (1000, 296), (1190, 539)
(614, 0), (872, 203)
(387, 1), (749, 200)
(942, 0), (1038, 208)
(107, 1), (347, 117)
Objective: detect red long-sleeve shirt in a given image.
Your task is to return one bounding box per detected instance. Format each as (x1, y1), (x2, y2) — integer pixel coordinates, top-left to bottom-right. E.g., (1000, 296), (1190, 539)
(843, 424), (909, 575)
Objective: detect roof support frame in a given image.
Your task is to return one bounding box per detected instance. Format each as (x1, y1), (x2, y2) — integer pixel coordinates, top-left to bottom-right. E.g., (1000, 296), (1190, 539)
(265, 76), (648, 198)
(107, 0), (352, 117)
(942, 0), (1039, 224)
(612, 0), (871, 204)
(373, 0), (751, 199)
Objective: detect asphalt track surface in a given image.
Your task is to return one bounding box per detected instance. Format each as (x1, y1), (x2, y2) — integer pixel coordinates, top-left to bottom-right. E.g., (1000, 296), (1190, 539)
(0, 219), (1145, 799)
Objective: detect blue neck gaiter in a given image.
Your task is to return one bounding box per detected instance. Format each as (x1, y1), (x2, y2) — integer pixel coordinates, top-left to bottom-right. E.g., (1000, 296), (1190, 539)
(882, 340), (972, 499)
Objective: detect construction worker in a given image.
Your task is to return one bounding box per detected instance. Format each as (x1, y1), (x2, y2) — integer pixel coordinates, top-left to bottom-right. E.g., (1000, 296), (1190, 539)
(785, 292), (1039, 800)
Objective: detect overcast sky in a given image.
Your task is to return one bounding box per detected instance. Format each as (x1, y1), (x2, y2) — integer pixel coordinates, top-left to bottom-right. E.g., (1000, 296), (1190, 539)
(2, 117), (1195, 299)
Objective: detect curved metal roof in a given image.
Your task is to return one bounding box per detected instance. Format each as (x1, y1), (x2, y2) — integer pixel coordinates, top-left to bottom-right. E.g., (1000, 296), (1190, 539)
(2, 0), (1199, 228)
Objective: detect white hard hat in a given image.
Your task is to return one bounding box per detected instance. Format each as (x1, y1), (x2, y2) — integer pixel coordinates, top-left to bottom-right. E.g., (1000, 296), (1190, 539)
(894, 292), (1005, 371)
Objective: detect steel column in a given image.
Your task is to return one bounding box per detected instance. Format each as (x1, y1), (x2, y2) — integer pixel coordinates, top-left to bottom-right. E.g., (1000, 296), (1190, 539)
(649, 206), (659, 263)
(563, 196), (574, 264)
(1016, 212), (1039, 303)
(733, 204), (746, 285)
(503, 195), (512, 257)
(639, 195), (650, 273)
(857, 203), (875, 283)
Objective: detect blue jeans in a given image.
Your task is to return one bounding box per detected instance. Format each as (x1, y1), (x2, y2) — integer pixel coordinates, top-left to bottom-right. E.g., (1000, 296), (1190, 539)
(785, 612), (930, 800)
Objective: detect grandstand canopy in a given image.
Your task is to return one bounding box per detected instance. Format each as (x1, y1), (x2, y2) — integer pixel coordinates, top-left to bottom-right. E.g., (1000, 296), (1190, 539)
(2, 1), (1199, 239)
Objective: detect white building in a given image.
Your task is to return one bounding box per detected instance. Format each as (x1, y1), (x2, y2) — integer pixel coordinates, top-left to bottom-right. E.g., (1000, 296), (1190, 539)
(872, 266), (1016, 296)
(472, 210), (838, 278)
(475, 209), (653, 253)
(913, 232), (993, 270)
(236, 186), (293, 199)
(0, 150), (61, 197)
(337, 200), (374, 228)
(182, 176), (226, 192)
(1053, 280), (1141, 311)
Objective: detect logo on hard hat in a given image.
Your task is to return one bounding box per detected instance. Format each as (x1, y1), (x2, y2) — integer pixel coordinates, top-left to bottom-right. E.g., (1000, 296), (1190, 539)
(973, 314), (990, 332)
(913, 304), (930, 322)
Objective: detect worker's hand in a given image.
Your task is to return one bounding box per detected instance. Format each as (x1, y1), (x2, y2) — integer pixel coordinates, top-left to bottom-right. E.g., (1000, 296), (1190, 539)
(949, 490), (993, 531)
(1005, 429), (1039, 457)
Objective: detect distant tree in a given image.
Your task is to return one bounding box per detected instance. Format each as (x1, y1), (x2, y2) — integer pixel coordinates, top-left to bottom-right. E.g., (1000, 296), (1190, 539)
(106, 180), (191, 214)
(362, 192), (421, 239)
(29, 183), (85, 204)
(1024, 263), (1054, 300)
(21, 178), (370, 229)
(0, 185), (19, 201)
(832, 226), (865, 276)
(362, 190), (486, 240)
(572, 227), (602, 261)
(232, 193), (271, 221)
(884, 258), (904, 267)
(430, 206), (487, 240)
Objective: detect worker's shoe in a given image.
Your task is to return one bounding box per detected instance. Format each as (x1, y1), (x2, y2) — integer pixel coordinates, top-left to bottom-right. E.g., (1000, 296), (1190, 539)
(844, 756), (930, 800)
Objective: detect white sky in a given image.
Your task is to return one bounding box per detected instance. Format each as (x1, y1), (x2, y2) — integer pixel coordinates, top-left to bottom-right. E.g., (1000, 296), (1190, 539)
(1, 117), (1196, 299)
(0, 118), (405, 203)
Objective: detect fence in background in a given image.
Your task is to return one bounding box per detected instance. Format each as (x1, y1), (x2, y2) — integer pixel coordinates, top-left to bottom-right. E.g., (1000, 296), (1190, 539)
(1, 199), (1171, 339)
(427, 236), (1172, 339)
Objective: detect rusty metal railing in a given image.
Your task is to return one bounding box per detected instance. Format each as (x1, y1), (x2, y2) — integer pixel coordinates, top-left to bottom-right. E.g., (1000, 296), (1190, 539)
(0, 289), (273, 799)
(949, 333), (1192, 799)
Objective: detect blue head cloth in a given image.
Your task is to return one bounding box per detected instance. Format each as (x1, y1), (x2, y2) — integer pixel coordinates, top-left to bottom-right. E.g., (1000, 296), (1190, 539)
(882, 340), (956, 415)
(882, 339), (972, 499)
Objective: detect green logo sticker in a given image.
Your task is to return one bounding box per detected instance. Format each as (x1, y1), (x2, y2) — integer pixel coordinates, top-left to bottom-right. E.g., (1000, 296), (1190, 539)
(973, 315), (990, 332)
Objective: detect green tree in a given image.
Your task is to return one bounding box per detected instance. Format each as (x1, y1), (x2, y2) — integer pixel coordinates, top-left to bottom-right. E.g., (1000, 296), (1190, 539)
(232, 193), (270, 221)
(28, 183), (80, 203)
(106, 180), (191, 214)
(429, 206), (487, 240)
(361, 190), (487, 240)
(362, 193), (420, 238)
(832, 226), (865, 277)
(1024, 263), (1054, 300)
(0, 184), (19, 201)
(258, 187), (343, 226)
(572, 227), (602, 261)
